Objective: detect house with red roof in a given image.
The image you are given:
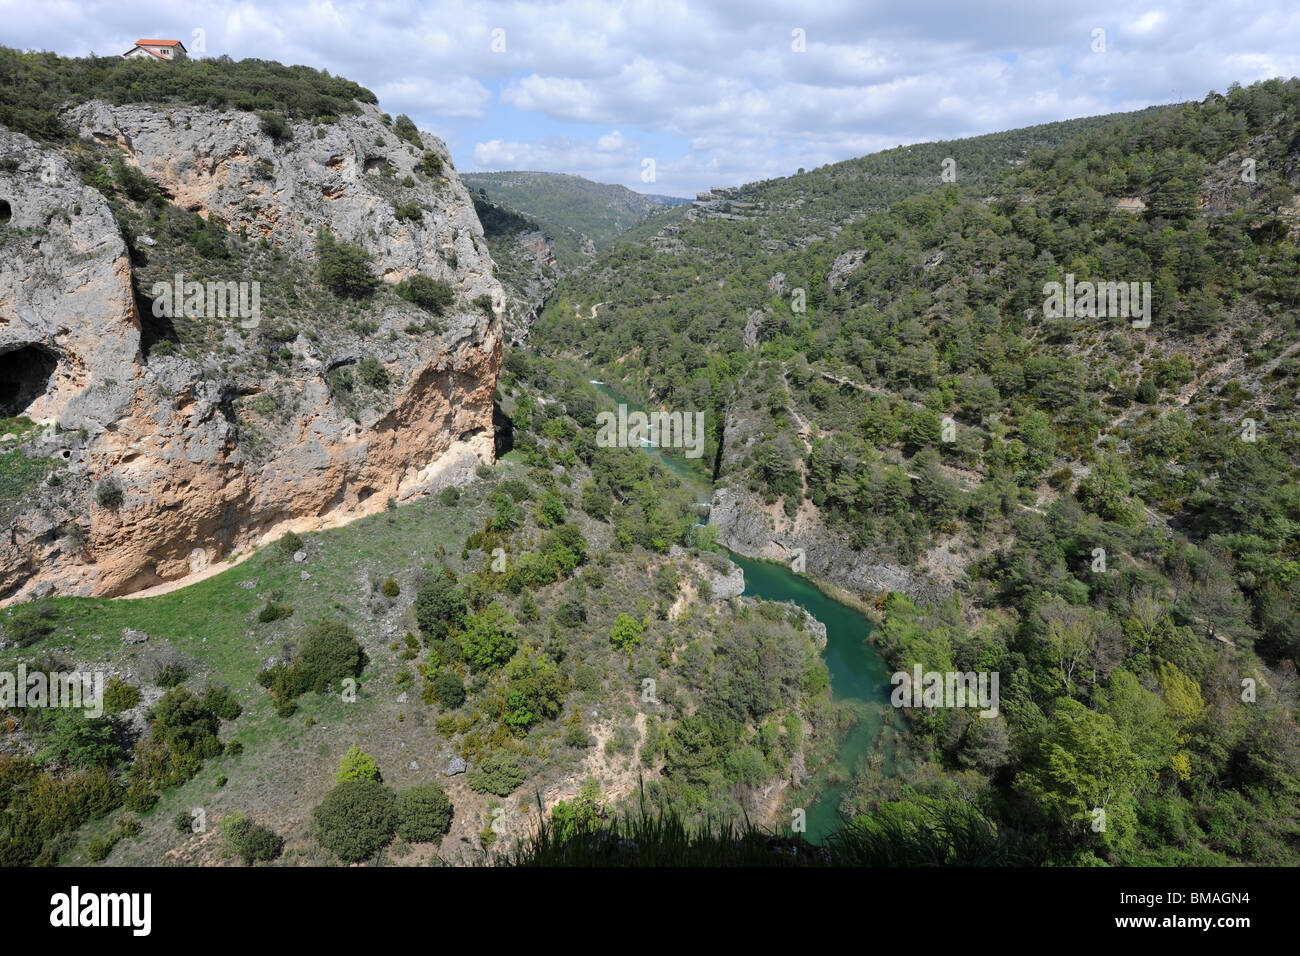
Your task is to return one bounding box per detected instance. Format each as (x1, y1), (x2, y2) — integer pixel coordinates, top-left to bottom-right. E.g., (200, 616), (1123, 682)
(123, 39), (187, 61)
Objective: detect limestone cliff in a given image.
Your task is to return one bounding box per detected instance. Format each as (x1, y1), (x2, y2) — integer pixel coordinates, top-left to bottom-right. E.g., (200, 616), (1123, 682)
(0, 102), (503, 601)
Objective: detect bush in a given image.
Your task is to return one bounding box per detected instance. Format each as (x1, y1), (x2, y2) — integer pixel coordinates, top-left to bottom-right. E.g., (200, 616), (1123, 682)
(357, 357), (390, 390)
(609, 613), (644, 651)
(86, 836), (113, 862)
(277, 531), (304, 554)
(257, 111), (290, 141)
(432, 670), (465, 708)
(155, 663), (189, 688)
(556, 598), (587, 628)
(298, 619), (365, 691)
(564, 723), (593, 748)
(395, 784), (453, 842)
(419, 151), (443, 177)
(258, 601), (293, 623)
(317, 230), (377, 299)
(458, 603), (517, 672)
(467, 752), (527, 796)
(335, 745), (382, 783)
(573, 665), (601, 694)
(393, 113), (422, 148)
(380, 577), (400, 598)
(311, 780), (397, 863)
(414, 572), (467, 641)
(95, 478), (124, 509)
(220, 811), (284, 864)
(103, 677), (140, 713)
(439, 486), (461, 506)
(396, 275), (454, 314)
(393, 201), (423, 222)
(111, 154), (156, 202)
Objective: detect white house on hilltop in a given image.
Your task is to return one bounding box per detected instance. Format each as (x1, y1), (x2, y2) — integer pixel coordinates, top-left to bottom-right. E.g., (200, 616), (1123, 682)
(122, 39), (187, 61)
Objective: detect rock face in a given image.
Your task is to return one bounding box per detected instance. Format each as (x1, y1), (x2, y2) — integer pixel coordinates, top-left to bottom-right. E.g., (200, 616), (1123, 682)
(708, 396), (948, 607)
(0, 102), (503, 602)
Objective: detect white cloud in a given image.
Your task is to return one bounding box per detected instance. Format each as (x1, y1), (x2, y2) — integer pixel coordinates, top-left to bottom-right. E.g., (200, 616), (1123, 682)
(5, 0), (1300, 193)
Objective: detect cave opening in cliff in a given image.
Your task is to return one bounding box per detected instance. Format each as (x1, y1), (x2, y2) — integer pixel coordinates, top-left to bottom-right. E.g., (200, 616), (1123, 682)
(0, 344), (57, 417)
(0, 200), (10, 222)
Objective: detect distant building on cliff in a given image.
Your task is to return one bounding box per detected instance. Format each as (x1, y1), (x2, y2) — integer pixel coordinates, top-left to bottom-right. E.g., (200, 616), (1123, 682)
(122, 39), (187, 61)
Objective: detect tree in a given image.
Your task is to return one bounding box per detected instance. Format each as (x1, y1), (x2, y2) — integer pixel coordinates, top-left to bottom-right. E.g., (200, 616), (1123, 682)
(298, 620), (365, 692)
(432, 670), (465, 708)
(550, 777), (607, 840)
(467, 751), (526, 796)
(220, 811), (283, 864)
(335, 745), (381, 783)
(36, 712), (123, 768)
(414, 572), (467, 641)
(396, 275), (453, 314)
(1036, 595), (1105, 692)
(1019, 698), (1146, 854)
(311, 780), (397, 863)
(537, 492), (566, 528)
(458, 603), (517, 671)
(395, 784), (453, 842)
(492, 496), (522, 532)
(609, 612), (644, 651)
(316, 230), (377, 299)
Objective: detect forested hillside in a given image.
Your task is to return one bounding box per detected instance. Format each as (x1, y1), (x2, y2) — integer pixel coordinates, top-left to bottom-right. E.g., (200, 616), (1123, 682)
(522, 79), (1300, 865)
(462, 170), (688, 258)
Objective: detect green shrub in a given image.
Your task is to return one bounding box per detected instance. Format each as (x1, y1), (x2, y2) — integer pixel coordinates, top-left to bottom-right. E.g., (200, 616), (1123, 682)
(381, 577), (400, 598)
(317, 230), (377, 299)
(393, 113), (422, 148)
(154, 663), (189, 688)
(396, 274), (454, 314)
(393, 201), (423, 222)
(574, 665), (601, 694)
(439, 486), (461, 506)
(432, 670), (465, 708)
(419, 151), (443, 177)
(297, 620), (366, 692)
(395, 784), (453, 842)
(335, 745), (382, 783)
(277, 531), (304, 554)
(111, 154), (156, 202)
(86, 836), (114, 862)
(102, 678), (140, 713)
(609, 613), (644, 651)
(95, 478), (124, 509)
(414, 572), (467, 641)
(258, 601), (293, 623)
(467, 752), (527, 796)
(357, 357), (390, 390)
(257, 111), (291, 141)
(311, 780), (397, 863)
(458, 603), (517, 672)
(220, 811), (284, 864)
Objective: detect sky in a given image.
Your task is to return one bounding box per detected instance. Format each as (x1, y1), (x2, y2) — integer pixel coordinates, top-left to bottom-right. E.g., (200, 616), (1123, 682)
(4, 0), (1300, 197)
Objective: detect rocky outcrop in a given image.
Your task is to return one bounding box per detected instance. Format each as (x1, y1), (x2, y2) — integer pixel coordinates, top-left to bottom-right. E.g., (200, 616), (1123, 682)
(708, 394), (948, 607)
(495, 228), (560, 345)
(709, 485), (945, 606)
(0, 103), (503, 602)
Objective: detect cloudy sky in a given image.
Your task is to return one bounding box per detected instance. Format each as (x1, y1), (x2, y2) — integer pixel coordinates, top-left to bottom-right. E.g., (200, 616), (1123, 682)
(4, 0), (1299, 196)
